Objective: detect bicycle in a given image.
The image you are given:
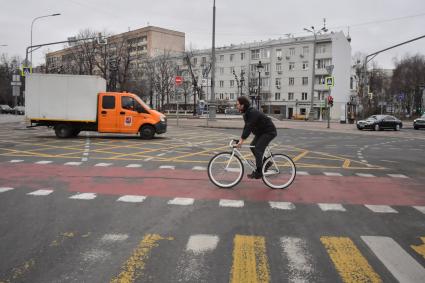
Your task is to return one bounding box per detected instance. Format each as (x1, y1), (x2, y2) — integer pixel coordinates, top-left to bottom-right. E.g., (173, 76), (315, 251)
(208, 139), (296, 189)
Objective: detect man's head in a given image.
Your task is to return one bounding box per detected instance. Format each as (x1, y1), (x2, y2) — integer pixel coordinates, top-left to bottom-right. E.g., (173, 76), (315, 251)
(236, 96), (250, 113)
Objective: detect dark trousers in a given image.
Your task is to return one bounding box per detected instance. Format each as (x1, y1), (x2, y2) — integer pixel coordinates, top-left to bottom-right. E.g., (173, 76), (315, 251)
(250, 131), (277, 173)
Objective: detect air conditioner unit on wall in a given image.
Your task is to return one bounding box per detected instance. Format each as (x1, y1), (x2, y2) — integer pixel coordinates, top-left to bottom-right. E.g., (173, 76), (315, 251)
(285, 56), (290, 60)
(277, 71), (282, 74)
(276, 85), (281, 89)
(265, 71), (269, 75)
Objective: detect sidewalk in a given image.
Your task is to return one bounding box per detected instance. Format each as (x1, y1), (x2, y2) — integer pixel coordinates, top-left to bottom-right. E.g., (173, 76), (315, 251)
(0, 114), (25, 124)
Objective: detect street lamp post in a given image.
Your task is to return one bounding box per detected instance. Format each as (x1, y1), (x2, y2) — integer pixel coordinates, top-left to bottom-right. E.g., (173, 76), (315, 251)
(304, 24), (327, 121)
(256, 61), (264, 110)
(209, 0), (216, 120)
(30, 13), (61, 66)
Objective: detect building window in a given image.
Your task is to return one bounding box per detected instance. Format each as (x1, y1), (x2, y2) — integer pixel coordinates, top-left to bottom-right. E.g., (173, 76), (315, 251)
(300, 108), (306, 115)
(220, 93), (224, 100)
(289, 62), (295, 70)
(260, 49), (270, 59)
(289, 48), (295, 56)
(260, 78), (270, 87)
(302, 77), (308, 85)
(220, 68), (224, 74)
(288, 92), (294, 100)
(230, 80), (235, 87)
(316, 58), (332, 69)
(263, 63), (270, 73)
(241, 52), (245, 60)
(350, 77), (354, 89)
(230, 67), (235, 74)
(303, 46), (309, 55)
(316, 44), (327, 54)
(276, 63), (282, 72)
(220, 55), (224, 61)
(230, 93), (235, 100)
(276, 49), (282, 58)
(289, 77), (294, 85)
(302, 62), (309, 70)
(230, 54), (234, 61)
(202, 57), (206, 64)
(275, 93), (281, 100)
(275, 78), (281, 88)
(220, 80), (224, 88)
(251, 49), (260, 60)
(302, 92), (308, 100)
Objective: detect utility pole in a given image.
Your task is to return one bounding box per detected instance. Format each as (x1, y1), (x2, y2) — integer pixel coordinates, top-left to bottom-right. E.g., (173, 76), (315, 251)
(209, 0), (216, 120)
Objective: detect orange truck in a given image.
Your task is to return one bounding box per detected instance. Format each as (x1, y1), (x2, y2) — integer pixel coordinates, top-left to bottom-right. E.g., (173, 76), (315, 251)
(25, 74), (166, 139)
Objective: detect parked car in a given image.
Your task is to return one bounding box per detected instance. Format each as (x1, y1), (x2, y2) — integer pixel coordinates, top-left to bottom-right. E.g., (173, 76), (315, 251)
(13, 106), (25, 115)
(225, 107), (240, 115)
(0, 104), (12, 114)
(357, 115), (403, 131)
(413, 113), (425, 130)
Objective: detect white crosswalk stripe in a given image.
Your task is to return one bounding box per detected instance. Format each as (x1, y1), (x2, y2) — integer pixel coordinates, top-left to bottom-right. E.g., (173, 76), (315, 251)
(9, 160), (24, 163)
(117, 195), (146, 203)
(361, 236), (425, 282)
(219, 199), (244, 208)
(35, 160), (53, 164)
(356, 173), (375, 177)
(318, 203), (346, 211)
(413, 206), (425, 214)
(0, 187), (14, 193)
(95, 163), (113, 167)
(65, 162), (82, 166)
(69, 193), (97, 200)
(27, 189), (53, 196)
(364, 205), (398, 213)
(387, 174), (408, 178)
(269, 201), (295, 210)
(296, 171), (310, 175)
(125, 164), (142, 168)
(168, 198), (194, 206)
(159, 165), (175, 170)
(280, 237), (316, 282)
(323, 172), (343, 177)
(192, 166), (207, 171)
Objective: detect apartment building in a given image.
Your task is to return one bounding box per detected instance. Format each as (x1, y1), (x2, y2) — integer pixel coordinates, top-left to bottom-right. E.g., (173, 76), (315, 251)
(45, 26), (185, 75)
(175, 31), (351, 120)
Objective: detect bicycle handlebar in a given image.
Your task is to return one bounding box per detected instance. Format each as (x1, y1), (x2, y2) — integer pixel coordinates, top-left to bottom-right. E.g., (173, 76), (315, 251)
(229, 139), (254, 148)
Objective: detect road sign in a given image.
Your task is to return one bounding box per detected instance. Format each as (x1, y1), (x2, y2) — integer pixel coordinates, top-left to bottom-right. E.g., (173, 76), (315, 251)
(325, 76), (334, 88)
(21, 66), (32, 77)
(175, 76), (183, 86)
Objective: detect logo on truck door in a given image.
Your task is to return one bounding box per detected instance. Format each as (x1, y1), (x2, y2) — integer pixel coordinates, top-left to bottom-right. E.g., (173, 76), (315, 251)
(125, 116), (133, 126)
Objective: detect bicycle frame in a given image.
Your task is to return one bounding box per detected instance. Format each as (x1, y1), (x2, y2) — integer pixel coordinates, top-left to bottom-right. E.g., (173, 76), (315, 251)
(225, 140), (274, 172)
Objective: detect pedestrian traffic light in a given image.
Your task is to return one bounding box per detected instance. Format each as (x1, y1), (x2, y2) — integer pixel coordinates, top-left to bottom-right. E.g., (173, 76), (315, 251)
(327, 95), (334, 107)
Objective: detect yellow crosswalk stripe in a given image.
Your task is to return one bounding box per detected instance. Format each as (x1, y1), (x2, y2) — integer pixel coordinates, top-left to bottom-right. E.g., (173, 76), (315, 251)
(321, 236), (382, 283)
(230, 234), (270, 283)
(110, 234), (173, 283)
(411, 237), (425, 259)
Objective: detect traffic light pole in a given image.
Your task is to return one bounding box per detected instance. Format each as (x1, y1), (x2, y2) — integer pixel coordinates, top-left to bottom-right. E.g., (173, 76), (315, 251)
(327, 91), (331, 129)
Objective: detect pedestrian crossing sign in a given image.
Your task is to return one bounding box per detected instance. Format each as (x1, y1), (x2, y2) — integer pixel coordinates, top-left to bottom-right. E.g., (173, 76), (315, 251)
(325, 76), (334, 88)
(21, 66), (32, 77)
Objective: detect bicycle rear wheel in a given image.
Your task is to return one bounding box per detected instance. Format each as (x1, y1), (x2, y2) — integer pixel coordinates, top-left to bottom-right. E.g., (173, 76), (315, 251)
(262, 154), (296, 189)
(208, 152), (244, 188)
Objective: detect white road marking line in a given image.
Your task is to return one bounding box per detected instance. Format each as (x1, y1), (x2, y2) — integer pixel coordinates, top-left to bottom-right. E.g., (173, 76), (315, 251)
(65, 162), (82, 166)
(364, 205), (398, 213)
(82, 249), (111, 262)
(27, 189), (53, 196)
(116, 195), (146, 203)
(192, 166), (207, 171)
(186, 234), (219, 254)
(356, 173), (375, 177)
(81, 158), (88, 162)
(83, 152), (89, 156)
(168, 197), (194, 206)
(156, 153), (166, 156)
(69, 193), (96, 200)
(360, 160), (368, 163)
(280, 237), (316, 282)
(159, 165), (175, 170)
(125, 164), (142, 168)
(413, 206), (425, 214)
(219, 199), (244, 208)
(100, 234), (129, 243)
(35, 160), (53, 164)
(297, 171), (310, 175)
(269, 201), (295, 210)
(318, 203), (346, 211)
(10, 160), (24, 163)
(0, 187), (14, 193)
(323, 172), (343, 177)
(144, 157), (153, 161)
(95, 163), (112, 167)
(387, 174), (408, 178)
(361, 236), (425, 282)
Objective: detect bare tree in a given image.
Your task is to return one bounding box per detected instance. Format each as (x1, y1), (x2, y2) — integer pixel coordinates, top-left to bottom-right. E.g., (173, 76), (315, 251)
(151, 51), (176, 111)
(183, 50), (202, 115)
(0, 54), (21, 105)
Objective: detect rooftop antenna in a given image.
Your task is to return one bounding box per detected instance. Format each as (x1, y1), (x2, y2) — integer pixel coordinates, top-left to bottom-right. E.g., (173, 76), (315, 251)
(321, 18), (328, 33)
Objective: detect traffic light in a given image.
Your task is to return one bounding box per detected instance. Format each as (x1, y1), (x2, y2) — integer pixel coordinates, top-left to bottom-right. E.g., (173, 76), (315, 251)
(327, 95), (334, 107)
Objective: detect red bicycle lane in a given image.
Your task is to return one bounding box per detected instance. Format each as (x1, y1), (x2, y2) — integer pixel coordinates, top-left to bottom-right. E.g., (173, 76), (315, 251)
(1, 163), (424, 206)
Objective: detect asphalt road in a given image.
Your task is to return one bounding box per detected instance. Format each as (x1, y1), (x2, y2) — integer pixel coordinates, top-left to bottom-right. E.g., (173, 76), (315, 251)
(0, 120), (424, 282)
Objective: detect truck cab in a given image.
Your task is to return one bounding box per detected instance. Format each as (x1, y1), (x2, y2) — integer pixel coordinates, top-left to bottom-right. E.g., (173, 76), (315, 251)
(98, 92), (166, 139)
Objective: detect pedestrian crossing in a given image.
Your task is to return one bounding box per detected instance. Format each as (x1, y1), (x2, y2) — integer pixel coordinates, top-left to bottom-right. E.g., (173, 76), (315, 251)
(1, 187), (425, 215)
(3, 231), (424, 282)
(4, 159), (413, 178)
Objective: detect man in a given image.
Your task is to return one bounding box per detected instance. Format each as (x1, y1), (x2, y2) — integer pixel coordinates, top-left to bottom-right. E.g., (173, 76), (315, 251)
(236, 96), (277, 179)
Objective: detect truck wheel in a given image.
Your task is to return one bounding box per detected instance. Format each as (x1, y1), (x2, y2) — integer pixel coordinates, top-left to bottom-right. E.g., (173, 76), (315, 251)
(71, 129), (81, 137)
(140, 125), (155, 139)
(54, 124), (73, 138)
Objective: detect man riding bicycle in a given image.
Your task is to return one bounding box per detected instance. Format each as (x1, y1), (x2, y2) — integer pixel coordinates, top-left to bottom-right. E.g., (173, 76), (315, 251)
(236, 96), (277, 179)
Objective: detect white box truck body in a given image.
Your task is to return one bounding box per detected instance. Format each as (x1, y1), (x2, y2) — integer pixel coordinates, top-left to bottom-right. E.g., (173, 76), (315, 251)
(25, 73), (106, 121)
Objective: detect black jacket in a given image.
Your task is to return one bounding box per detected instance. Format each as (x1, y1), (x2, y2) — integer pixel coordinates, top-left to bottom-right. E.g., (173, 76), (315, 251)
(241, 107), (276, 139)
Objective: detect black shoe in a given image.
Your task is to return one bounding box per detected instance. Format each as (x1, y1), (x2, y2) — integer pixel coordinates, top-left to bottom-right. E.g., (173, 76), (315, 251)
(247, 171), (262, 179)
(264, 161), (272, 172)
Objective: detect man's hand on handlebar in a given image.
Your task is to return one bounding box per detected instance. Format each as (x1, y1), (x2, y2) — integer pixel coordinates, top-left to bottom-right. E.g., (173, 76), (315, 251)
(236, 138), (244, 148)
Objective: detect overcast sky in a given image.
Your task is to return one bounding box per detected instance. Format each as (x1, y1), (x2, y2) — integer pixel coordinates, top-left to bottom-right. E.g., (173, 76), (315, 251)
(1, 0), (424, 68)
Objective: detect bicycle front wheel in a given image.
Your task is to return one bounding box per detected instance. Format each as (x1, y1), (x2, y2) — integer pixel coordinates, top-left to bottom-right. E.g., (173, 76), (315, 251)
(262, 154), (296, 189)
(208, 152), (244, 188)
